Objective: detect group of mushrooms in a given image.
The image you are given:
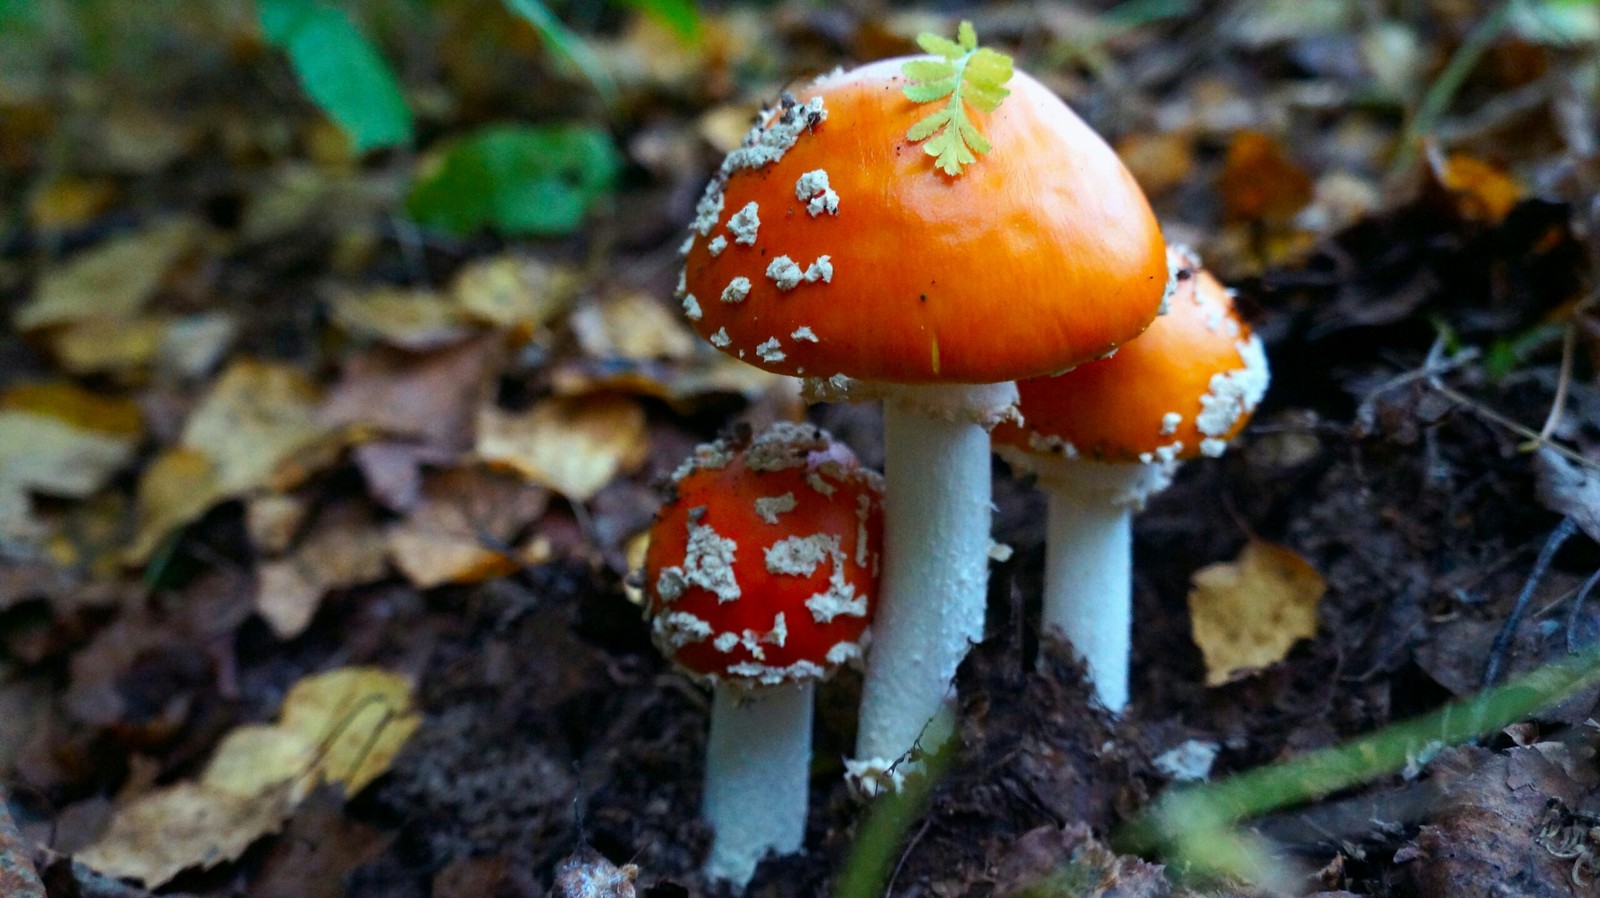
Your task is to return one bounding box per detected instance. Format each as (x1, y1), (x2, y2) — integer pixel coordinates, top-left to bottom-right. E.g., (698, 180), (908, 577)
(636, 28), (1271, 887)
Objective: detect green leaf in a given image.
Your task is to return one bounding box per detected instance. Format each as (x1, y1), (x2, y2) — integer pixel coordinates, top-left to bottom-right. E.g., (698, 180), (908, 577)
(256, 0), (413, 152)
(501, 0), (618, 107)
(619, 0), (702, 42)
(901, 59), (956, 82)
(902, 79), (957, 104)
(406, 124), (621, 237)
(900, 21), (1015, 176)
(915, 33), (965, 58)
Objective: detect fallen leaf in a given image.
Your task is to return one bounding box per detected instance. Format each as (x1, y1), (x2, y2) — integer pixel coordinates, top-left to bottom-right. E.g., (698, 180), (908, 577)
(476, 395), (649, 501)
(570, 291), (699, 361)
(451, 254), (579, 335)
(128, 360), (336, 562)
(1218, 130), (1313, 223)
(0, 384), (142, 549)
(201, 725), (318, 800)
(319, 337), (497, 452)
(15, 218), (199, 331)
(329, 286), (475, 350)
(248, 788), (393, 898)
(47, 316), (168, 375)
(1114, 130), (1195, 198)
(255, 508), (389, 638)
(1434, 152), (1523, 224)
(75, 781), (297, 888)
(350, 441), (457, 512)
(247, 494), (311, 556)
(1188, 539), (1326, 685)
(387, 465), (548, 588)
(28, 176), (118, 230)
(274, 666), (421, 795)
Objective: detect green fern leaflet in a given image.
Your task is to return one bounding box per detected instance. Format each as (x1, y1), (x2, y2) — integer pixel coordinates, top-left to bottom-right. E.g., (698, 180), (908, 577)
(901, 21), (1014, 176)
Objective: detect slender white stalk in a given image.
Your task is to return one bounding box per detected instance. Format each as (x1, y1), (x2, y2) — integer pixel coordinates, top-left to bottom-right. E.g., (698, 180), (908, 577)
(851, 385), (1010, 792)
(702, 682), (814, 887)
(1027, 458), (1175, 714)
(1042, 487), (1131, 712)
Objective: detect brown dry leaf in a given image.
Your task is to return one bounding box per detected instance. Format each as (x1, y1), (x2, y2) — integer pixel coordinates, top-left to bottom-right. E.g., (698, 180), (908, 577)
(698, 102), (762, 153)
(329, 286), (475, 351)
(97, 105), (196, 173)
(387, 465), (548, 588)
(570, 292), (699, 361)
(1188, 538), (1326, 686)
(319, 337), (498, 452)
(476, 395), (649, 502)
(247, 494), (310, 556)
(127, 361), (335, 562)
(451, 254), (580, 335)
(1114, 130), (1195, 198)
(1435, 152), (1523, 224)
(15, 218), (199, 331)
(248, 788), (393, 898)
(75, 780), (297, 888)
(255, 510), (389, 639)
(49, 316), (168, 375)
(1218, 131), (1314, 223)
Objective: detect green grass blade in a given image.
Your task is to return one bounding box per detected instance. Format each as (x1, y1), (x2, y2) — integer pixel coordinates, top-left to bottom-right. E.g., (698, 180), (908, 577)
(501, 0), (618, 108)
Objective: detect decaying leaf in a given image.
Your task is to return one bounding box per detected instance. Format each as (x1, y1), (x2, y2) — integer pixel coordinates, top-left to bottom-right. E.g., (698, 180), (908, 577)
(1218, 130), (1313, 223)
(255, 507), (390, 638)
(570, 292), (698, 361)
(451, 254), (579, 335)
(476, 395), (649, 502)
(329, 286), (475, 350)
(75, 780), (297, 888)
(1188, 538), (1326, 685)
(1434, 152), (1523, 224)
(15, 218), (199, 331)
(0, 384), (143, 549)
(126, 361), (337, 562)
(77, 667), (419, 888)
(319, 337), (497, 452)
(387, 465), (549, 588)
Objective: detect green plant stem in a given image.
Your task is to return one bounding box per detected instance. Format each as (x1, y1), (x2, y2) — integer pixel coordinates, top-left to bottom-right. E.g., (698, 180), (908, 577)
(1392, 1), (1515, 175)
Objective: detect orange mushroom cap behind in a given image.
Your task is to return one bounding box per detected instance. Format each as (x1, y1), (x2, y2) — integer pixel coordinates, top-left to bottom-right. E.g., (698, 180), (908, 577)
(993, 247), (1270, 464)
(677, 60), (1170, 385)
(644, 423), (883, 687)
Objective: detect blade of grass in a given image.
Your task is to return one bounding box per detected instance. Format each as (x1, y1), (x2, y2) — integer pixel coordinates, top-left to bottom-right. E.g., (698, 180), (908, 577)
(1120, 644), (1600, 860)
(501, 0), (617, 109)
(1391, 1), (1514, 175)
(834, 746), (955, 898)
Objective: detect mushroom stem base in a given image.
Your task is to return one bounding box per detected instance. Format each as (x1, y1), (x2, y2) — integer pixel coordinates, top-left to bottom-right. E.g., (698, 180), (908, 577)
(1040, 476), (1135, 713)
(854, 390), (1001, 780)
(703, 682), (814, 886)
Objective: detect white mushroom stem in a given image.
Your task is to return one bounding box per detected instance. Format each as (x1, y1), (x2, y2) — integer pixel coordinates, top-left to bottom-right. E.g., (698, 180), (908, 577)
(1027, 457), (1177, 715)
(702, 682), (814, 886)
(847, 382), (1017, 793)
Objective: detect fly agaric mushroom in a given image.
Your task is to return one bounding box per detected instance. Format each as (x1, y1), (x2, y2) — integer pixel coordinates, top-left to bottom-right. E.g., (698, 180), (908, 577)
(672, 24), (1171, 791)
(991, 246), (1270, 713)
(643, 422), (883, 886)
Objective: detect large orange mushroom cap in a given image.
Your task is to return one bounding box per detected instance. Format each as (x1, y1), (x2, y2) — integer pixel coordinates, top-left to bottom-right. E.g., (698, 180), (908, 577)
(993, 247), (1270, 464)
(677, 59), (1170, 385)
(644, 423), (884, 687)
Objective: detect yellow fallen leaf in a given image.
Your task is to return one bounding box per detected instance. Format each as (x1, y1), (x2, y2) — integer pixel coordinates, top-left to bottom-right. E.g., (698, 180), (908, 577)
(1187, 539), (1326, 686)
(0, 383), (142, 548)
(0, 381), (143, 437)
(451, 254), (579, 335)
(476, 396), (648, 502)
(75, 780), (297, 887)
(1436, 152), (1522, 224)
(277, 667), (421, 796)
(330, 286), (474, 350)
(15, 218), (198, 331)
(128, 361), (336, 562)
(202, 724), (318, 800)
(28, 176), (118, 230)
(570, 292), (699, 361)
(48, 316), (167, 375)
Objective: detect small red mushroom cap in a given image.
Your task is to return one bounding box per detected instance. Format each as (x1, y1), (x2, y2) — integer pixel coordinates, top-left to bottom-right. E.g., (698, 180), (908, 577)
(643, 422), (884, 688)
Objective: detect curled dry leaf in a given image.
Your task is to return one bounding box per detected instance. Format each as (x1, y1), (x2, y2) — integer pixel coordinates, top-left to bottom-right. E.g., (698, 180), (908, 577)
(319, 336), (498, 452)
(476, 395), (649, 502)
(451, 254), (579, 336)
(1218, 130), (1313, 223)
(1187, 538), (1326, 686)
(570, 291), (699, 361)
(386, 465), (549, 588)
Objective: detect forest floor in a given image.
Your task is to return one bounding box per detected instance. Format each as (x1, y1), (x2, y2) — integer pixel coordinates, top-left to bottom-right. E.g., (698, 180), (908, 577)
(2, 2), (1600, 897)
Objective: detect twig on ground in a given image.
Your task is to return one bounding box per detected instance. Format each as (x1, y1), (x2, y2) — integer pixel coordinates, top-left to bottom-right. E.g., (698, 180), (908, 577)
(1484, 517), (1578, 687)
